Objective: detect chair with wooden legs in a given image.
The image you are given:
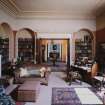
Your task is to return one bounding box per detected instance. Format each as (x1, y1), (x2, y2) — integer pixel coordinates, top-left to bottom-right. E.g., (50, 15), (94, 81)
(91, 62), (105, 90)
(69, 69), (82, 85)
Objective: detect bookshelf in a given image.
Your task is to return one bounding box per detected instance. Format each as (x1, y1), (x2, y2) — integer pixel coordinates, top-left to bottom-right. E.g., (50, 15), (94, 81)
(18, 38), (33, 62)
(75, 35), (92, 64)
(0, 37), (9, 64)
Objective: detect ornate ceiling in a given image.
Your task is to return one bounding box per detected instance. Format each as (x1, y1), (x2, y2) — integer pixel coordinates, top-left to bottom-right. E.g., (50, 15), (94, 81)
(0, 0), (105, 19)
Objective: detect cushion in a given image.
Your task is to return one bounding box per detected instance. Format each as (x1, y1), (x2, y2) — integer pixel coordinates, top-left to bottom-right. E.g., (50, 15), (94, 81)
(20, 68), (29, 77)
(28, 70), (40, 75)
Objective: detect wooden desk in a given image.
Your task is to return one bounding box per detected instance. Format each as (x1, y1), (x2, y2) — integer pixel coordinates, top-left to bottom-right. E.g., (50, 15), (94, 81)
(71, 65), (91, 83)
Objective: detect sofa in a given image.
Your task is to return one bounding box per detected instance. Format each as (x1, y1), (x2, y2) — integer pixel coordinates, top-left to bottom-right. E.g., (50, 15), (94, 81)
(14, 68), (41, 83)
(14, 67), (51, 84)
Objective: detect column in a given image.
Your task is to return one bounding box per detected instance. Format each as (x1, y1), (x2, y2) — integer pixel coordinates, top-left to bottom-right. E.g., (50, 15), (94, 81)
(34, 32), (37, 64)
(67, 39), (70, 78)
(13, 31), (17, 59)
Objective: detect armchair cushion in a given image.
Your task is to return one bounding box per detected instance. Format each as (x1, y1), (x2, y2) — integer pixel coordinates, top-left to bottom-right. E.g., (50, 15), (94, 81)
(20, 68), (28, 77)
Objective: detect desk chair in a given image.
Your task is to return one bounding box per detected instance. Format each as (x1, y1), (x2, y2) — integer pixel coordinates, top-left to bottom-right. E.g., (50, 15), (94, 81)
(91, 62), (105, 90)
(69, 70), (82, 85)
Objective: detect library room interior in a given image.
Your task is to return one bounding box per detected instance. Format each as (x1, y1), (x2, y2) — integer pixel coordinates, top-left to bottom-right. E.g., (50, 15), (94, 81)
(0, 0), (105, 105)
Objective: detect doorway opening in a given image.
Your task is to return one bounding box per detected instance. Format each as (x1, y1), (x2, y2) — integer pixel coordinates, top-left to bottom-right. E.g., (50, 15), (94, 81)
(40, 39), (68, 68)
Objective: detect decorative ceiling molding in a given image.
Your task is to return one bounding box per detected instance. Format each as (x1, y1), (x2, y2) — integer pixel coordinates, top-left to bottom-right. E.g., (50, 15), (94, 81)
(0, 0), (19, 17)
(0, 0), (104, 19)
(17, 11), (95, 20)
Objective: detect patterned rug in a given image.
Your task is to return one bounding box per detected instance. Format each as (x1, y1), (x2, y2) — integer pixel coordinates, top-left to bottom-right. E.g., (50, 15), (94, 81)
(16, 102), (25, 105)
(52, 88), (81, 105)
(52, 88), (103, 105)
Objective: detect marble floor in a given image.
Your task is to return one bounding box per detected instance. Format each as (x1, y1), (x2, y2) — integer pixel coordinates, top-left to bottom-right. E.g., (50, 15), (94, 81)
(25, 72), (97, 105)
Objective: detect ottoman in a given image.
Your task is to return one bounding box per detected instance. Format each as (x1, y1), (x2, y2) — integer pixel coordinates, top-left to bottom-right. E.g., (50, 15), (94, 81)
(18, 81), (40, 102)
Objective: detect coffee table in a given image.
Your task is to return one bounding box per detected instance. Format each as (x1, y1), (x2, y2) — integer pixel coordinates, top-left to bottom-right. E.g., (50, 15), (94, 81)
(18, 81), (40, 102)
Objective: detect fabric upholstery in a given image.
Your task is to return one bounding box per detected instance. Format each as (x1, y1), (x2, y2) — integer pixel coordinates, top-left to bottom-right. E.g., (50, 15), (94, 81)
(0, 85), (15, 105)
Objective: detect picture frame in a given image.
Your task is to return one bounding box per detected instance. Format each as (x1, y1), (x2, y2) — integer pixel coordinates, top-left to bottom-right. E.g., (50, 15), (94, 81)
(53, 44), (57, 50)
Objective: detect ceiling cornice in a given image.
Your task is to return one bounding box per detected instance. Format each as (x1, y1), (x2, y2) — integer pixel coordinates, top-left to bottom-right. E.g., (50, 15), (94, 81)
(0, 0), (19, 17)
(17, 11), (95, 20)
(0, 0), (96, 20)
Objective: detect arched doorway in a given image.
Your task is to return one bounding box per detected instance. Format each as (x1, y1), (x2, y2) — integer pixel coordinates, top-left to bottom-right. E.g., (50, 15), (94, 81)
(74, 29), (95, 65)
(16, 28), (35, 63)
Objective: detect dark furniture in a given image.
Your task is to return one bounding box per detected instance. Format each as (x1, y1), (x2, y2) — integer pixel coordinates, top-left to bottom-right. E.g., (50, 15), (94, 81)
(18, 81), (40, 102)
(93, 75), (105, 91)
(49, 52), (59, 66)
(96, 42), (105, 73)
(69, 71), (82, 85)
(71, 65), (91, 83)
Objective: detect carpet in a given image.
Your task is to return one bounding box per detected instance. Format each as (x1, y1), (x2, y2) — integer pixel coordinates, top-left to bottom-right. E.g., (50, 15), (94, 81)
(52, 87), (103, 105)
(16, 102), (25, 105)
(52, 88), (81, 105)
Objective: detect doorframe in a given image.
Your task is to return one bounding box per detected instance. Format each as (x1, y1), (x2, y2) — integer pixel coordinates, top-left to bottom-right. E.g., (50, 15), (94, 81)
(40, 38), (69, 63)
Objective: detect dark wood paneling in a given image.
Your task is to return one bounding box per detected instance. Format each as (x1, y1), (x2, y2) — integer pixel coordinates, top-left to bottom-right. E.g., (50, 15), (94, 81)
(96, 28), (105, 43)
(67, 39), (70, 78)
(96, 28), (105, 73)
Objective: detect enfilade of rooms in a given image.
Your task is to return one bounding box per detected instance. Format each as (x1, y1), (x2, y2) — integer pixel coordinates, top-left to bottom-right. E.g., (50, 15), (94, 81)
(0, 0), (105, 105)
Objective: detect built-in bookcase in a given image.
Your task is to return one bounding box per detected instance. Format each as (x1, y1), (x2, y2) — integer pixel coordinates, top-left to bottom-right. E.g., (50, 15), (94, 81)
(0, 37), (9, 64)
(75, 35), (92, 63)
(18, 38), (33, 62)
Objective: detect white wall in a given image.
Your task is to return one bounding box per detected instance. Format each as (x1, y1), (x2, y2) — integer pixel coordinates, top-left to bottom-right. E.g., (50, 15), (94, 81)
(15, 19), (96, 33)
(37, 33), (71, 39)
(0, 9), (16, 30)
(0, 9), (96, 34)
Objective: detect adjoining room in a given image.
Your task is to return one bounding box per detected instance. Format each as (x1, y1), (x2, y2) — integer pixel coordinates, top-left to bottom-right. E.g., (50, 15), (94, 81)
(0, 0), (105, 105)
